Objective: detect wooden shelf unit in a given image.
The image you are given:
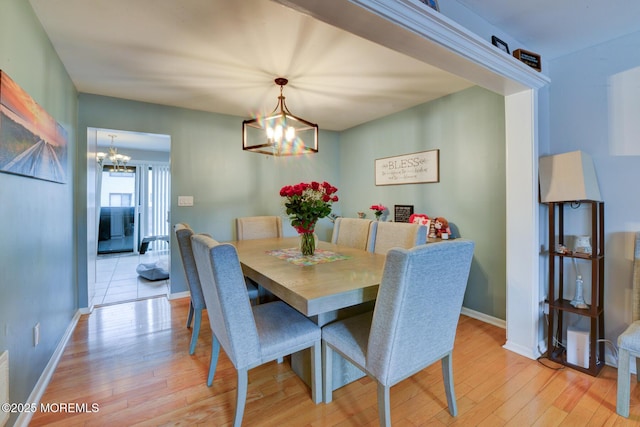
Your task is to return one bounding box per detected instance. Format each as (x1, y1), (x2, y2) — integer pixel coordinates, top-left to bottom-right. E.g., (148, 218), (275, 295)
(546, 200), (605, 376)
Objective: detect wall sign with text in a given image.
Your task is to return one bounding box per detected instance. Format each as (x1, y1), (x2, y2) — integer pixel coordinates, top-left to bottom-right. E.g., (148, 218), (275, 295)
(375, 149), (439, 186)
(394, 205), (414, 223)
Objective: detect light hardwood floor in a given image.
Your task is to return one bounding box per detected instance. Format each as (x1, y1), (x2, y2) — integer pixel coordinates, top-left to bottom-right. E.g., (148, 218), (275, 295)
(30, 297), (640, 426)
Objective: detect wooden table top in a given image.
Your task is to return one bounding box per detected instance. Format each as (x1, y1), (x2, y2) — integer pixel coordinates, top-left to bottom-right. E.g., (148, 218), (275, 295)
(227, 237), (386, 317)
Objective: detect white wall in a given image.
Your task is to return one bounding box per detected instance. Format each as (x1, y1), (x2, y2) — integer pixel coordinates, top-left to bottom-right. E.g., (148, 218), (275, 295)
(548, 30), (640, 364)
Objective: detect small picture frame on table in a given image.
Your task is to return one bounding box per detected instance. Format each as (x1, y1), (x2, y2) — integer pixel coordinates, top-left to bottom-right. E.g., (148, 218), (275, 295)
(491, 36), (509, 54)
(394, 205), (414, 223)
(419, 0), (439, 12)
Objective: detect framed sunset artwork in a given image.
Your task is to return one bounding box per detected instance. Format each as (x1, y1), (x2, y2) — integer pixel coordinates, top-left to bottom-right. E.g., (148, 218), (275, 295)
(0, 70), (68, 183)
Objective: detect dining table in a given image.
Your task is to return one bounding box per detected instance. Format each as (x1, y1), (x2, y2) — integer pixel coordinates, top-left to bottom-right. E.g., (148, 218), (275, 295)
(226, 236), (387, 390)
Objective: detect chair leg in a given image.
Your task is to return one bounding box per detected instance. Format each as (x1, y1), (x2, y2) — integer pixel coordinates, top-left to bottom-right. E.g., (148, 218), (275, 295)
(617, 348), (631, 417)
(441, 352), (458, 416)
(322, 341), (333, 403)
(186, 301), (194, 328)
(377, 382), (391, 427)
(189, 309), (202, 355)
(234, 368), (248, 427)
(207, 336), (221, 387)
(310, 341), (322, 404)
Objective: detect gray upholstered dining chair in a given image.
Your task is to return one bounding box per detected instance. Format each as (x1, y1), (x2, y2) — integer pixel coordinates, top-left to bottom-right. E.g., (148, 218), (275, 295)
(367, 221), (428, 254)
(616, 231), (640, 417)
(175, 223), (259, 354)
(174, 223), (208, 355)
(331, 217), (375, 251)
(236, 215), (283, 240)
(236, 215), (283, 302)
(190, 234), (322, 426)
(322, 240), (475, 426)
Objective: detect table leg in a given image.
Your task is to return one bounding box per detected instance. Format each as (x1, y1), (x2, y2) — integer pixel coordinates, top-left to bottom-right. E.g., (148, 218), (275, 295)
(291, 301), (374, 392)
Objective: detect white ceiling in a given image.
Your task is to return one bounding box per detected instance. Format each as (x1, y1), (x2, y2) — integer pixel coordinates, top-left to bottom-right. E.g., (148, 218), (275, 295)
(29, 0), (474, 136)
(29, 0), (640, 149)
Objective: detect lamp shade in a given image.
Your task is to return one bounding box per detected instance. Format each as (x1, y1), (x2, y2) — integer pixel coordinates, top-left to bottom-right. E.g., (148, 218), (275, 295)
(539, 150), (602, 203)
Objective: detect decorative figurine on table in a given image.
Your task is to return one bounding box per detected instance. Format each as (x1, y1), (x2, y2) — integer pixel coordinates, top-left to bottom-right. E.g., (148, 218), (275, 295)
(409, 213), (431, 230)
(434, 217), (451, 239)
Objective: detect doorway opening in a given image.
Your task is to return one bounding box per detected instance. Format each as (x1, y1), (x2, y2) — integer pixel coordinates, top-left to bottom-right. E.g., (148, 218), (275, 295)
(91, 128), (171, 307)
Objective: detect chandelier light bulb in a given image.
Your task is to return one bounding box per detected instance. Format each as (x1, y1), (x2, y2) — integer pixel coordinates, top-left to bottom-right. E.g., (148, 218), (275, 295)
(286, 126), (295, 141)
(274, 124), (283, 141)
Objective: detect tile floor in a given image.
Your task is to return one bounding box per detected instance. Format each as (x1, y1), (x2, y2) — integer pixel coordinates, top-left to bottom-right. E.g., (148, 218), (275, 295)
(93, 250), (170, 306)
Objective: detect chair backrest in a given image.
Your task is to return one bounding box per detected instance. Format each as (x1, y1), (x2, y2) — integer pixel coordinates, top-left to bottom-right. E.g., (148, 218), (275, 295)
(236, 216), (283, 240)
(633, 232), (640, 321)
(191, 234), (260, 370)
(330, 217), (374, 250)
(367, 222), (428, 254)
(174, 223), (206, 310)
(366, 240), (474, 386)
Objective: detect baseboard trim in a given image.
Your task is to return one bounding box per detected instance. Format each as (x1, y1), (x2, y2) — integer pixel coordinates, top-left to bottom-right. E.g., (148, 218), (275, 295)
(168, 291), (190, 301)
(503, 339), (541, 360)
(15, 310), (82, 427)
(461, 307), (506, 329)
(78, 305), (92, 315)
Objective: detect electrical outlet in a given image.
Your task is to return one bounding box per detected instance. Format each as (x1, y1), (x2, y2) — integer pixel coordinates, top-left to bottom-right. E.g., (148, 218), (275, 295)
(34, 322), (40, 347)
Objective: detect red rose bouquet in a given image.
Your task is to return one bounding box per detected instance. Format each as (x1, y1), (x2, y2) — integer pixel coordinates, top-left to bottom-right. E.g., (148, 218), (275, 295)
(280, 181), (339, 255)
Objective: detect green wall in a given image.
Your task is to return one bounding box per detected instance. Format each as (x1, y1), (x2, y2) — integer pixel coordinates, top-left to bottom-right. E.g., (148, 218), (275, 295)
(77, 86), (506, 318)
(0, 0), (78, 424)
(77, 94), (341, 300)
(338, 86), (507, 318)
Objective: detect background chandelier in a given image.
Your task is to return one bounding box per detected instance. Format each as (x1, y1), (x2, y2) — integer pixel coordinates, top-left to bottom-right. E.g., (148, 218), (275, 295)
(242, 77), (318, 156)
(96, 134), (132, 172)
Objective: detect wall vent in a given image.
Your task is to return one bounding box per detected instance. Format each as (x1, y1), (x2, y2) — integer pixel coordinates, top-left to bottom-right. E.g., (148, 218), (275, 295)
(0, 351), (8, 427)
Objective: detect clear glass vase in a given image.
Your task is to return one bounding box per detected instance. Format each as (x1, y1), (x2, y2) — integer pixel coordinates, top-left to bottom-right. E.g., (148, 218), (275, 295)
(299, 232), (316, 256)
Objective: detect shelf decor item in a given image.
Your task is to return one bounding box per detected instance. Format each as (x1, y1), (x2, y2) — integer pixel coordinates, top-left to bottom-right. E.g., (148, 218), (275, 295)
(513, 48), (542, 72)
(280, 181), (338, 256)
(570, 274), (589, 309)
(370, 204), (387, 221)
(491, 36), (509, 54)
(418, 0), (439, 12)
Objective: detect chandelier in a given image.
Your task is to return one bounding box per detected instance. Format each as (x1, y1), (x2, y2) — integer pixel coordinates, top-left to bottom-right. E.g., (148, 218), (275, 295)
(96, 134), (132, 172)
(242, 78), (318, 156)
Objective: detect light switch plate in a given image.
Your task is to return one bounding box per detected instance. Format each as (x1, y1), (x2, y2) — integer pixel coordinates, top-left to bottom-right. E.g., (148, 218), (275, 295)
(178, 196), (194, 207)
